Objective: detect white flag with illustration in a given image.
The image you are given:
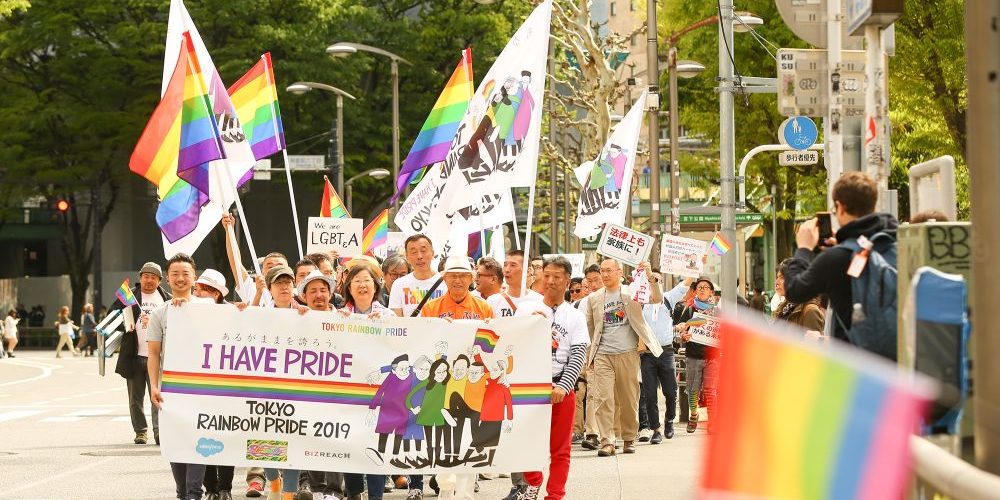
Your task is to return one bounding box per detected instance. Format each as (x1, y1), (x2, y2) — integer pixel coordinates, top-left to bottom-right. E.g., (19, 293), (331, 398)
(574, 91), (647, 239)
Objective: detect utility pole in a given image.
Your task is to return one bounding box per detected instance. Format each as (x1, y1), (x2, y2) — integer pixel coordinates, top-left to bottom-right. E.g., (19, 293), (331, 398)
(826, 0), (844, 210)
(718, 0), (738, 307)
(668, 47), (681, 239)
(646, 0), (662, 265)
(864, 24), (888, 209)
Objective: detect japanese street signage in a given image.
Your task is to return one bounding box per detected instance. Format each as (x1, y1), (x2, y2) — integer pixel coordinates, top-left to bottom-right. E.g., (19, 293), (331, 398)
(777, 49), (866, 118)
(780, 116), (819, 150)
(677, 213), (764, 225)
(779, 150), (820, 166)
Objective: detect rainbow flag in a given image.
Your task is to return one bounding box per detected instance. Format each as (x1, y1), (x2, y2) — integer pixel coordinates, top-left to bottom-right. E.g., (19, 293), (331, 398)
(474, 328), (501, 354)
(362, 209), (389, 255)
(227, 52), (285, 160)
(320, 175), (351, 219)
(115, 279), (138, 307)
(130, 32), (226, 242)
(709, 231), (732, 256)
(392, 48), (474, 203)
(701, 318), (932, 500)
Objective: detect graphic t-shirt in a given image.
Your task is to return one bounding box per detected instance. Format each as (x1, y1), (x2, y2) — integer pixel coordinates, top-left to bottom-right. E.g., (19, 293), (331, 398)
(420, 293), (494, 320)
(136, 292), (165, 357)
(486, 290), (543, 318)
(388, 273), (448, 317)
(516, 301), (590, 377)
(598, 289), (638, 354)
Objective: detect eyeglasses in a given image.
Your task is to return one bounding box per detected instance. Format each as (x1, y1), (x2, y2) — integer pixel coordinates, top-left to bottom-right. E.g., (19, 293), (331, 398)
(696, 285), (714, 291)
(350, 278), (375, 286)
(387, 271), (408, 279)
(570, 287), (582, 293)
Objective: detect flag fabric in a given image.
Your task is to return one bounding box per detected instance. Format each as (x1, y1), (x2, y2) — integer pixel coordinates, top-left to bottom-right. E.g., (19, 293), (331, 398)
(474, 328), (501, 354)
(392, 48), (474, 204)
(709, 231), (732, 256)
(573, 91), (647, 239)
(115, 279), (138, 307)
(227, 52), (286, 160)
(130, 32), (225, 244)
(701, 317), (932, 500)
(362, 209), (389, 255)
(320, 176), (351, 219)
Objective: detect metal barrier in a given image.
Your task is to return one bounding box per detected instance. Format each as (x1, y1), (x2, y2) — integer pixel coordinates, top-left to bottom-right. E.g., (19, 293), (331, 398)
(911, 436), (1000, 499)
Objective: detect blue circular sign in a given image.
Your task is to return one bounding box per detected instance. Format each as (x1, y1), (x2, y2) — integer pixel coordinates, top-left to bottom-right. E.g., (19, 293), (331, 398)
(780, 116), (818, 151)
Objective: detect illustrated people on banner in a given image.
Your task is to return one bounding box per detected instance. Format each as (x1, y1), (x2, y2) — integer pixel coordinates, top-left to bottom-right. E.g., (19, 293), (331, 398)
(578, 144), (629, 217)
(407, 357), (455, 468)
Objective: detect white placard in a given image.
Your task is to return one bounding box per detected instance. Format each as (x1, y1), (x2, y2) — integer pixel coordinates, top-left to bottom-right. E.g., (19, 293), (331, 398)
(660, 235), (709, 278)
(596, 223), (653, 267)
(687, 313), (720, 347)
(306, 217), (363, 257)
(158, 305), (552, 473)
(543, 254), (586, 277)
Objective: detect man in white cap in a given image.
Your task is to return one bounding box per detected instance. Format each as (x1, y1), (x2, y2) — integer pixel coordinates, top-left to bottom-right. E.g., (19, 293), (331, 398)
(420, 256), (494, 321)
(299, 270), (337, 313)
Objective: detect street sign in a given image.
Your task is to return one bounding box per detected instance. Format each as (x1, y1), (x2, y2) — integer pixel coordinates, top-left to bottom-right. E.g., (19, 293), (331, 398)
(581, 233), (600, 250)
(253, 159), (272, 180)
(846, 0), (904, 35)
(677, 213), (763, 225)
(287, 155), (327, 171)
(774, 0), (863, 49)
(777, 49), (866, 117)
(779, 150), (820, 166)
(779, 116), (819, 150)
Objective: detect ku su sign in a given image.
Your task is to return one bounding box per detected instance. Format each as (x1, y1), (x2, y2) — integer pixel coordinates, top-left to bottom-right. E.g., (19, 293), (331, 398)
(596, 223), (653, 267)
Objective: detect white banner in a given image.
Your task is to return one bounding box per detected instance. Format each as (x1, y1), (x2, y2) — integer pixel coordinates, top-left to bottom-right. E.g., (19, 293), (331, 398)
(158, 304), (552, 473)
(687, 313), (720, 347)
(373, 232), (407, 261)
(574, 92), (647, 239)
(306, 217), (363, 257)
(542, 254), (585, 277)
(660, 235), (708, 278)
(595, 223), (653, 267)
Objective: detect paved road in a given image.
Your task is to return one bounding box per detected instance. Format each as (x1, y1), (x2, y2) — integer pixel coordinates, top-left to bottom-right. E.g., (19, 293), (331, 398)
(0, 351), (703, 500)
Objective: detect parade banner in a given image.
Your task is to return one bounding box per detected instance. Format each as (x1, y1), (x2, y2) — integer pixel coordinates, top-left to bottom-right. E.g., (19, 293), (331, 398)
(158, 304), (552, 473)
(660, 235), (709, 278)
(374, 232), (406, 261)
(542, 254), (585, 277)
(306, 217), (363, 257)
(687, 313), (720, 347)
(596, 223), (652, 267)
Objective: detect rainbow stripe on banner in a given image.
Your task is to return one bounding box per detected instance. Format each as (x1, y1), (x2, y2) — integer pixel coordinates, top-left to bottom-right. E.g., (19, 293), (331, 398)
(227, 52), (285, 160)
(161, 371), (550, 406)
(474, 328), (501, 354)
(709, 231), (732, 256)
(700, 318), (931, 500)
(362, 209), (389, 255)
(115, 279), (138, 307)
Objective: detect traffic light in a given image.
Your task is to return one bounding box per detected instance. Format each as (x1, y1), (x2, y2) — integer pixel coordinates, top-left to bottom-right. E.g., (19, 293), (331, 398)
(55, 199), (70, 213)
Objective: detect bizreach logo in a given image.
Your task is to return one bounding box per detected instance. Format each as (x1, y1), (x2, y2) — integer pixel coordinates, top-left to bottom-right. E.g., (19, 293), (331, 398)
(196, 438), (224, 457)
(247, 439), (288, 462)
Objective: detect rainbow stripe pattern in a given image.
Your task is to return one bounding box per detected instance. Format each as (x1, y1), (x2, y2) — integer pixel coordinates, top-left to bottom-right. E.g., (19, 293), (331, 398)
(393, 48), (474, 203)
(474, 328), (501, 354)
(115, 279), (138, 307)
(362, 209), (389, 255)
(320, 175), (351, 219)
(227, 52), (285, 160)
(129, 32), (225, 242)
(161, 371), (548, 406)
(701, 319), (931, 500)
(709, 231), (732, 256)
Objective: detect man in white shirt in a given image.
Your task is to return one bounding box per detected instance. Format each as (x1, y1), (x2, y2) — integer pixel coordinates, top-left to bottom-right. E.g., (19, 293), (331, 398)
(639, 273), (691, 444)
(389, 234), (448, 318)
(487, 250), (542, 318)
(221, 214), (287, 307)
(474, 257), (503, 300)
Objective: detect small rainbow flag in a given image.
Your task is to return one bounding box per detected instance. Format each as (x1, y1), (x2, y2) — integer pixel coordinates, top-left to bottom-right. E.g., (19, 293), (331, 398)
(227, 52), (285, 160)
(709, 231), (732, 256)
(474, 328), (501, 354)
(115, 279), (138, 307)
(320, 175), (351, 219)
(362, 209), (389, 255)
(392, 48), (474, 204)
(701, 318), (932, 500)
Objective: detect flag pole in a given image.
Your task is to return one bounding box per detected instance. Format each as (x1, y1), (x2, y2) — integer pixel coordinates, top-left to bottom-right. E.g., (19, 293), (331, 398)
(510, 188), (522, 250)
(224, 163), (262, 275)
(520, 184), (536, 296)
(261, 53), (304, 258)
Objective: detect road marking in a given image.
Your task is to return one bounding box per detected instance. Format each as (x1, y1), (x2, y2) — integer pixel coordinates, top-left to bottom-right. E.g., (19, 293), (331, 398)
(0, 359), (59, 387)
(4, 455), (115, 496)
(67, 409), (113, 416)
(40, 416), (82, 422)
(0, 410), (44, 423)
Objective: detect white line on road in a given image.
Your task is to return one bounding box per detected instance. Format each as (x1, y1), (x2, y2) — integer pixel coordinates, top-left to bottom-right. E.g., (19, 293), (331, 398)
(0, 410), (44, 423)
(0, 359), (59, 387)
(40, 415), (82, 422)
(3, 456), (115, 496)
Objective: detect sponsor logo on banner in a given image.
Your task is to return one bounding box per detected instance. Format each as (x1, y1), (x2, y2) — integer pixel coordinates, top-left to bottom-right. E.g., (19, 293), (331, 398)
(196, 437), (225, 457)
(246, 439), (288, 462)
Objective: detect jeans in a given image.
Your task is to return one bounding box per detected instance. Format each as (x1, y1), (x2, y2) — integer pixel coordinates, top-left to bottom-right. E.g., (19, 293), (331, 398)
(301, 471), (344, 496)
(204, 465), (235, 493)
(638, 384), (648, 430)
(344, 474), (387, 500)
(641, 349), (677, 430)
(264, 469), (300, 493)
(126, 356), (158, 434)
(170, 463), (206, 500)
(685, 357), (719, 422)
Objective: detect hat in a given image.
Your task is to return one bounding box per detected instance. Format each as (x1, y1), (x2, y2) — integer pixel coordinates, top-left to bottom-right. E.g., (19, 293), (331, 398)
(694, 277), (716, 291)
(195, 269), (229, 297)
(139, 262), (163, 278)
(265, 265), (295, 288)
(298, 270), (336, 297)
(442, 255), (474, 274)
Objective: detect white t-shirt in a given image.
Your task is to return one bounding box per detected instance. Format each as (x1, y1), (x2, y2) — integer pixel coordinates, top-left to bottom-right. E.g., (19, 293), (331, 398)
(136, 291), (165, 357)
(237, 275), (272, 307)
(388, 272), (448, 317)
(487, 290), (543, 318)
(3, 316), (18, 339)
(516, 301), (590, 377)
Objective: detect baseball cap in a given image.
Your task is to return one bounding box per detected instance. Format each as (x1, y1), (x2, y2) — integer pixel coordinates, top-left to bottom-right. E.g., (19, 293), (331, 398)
(443, 255), (474, 274)
(297, 270), (336, 297)
(139, 262), (163, 278)
(195, 269), (229, 297)
(265, 265), (295, 288)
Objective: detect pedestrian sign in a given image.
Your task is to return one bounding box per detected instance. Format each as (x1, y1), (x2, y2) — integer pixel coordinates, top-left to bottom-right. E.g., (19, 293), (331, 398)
(780, 116), (818, 150)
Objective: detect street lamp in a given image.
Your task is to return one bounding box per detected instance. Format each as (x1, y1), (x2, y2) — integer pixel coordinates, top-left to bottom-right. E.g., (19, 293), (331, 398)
(326, 42), (412, 212)
(345, 168), (391, 214)
(285, 82), (357, 193)
(666, 53), (706, 239)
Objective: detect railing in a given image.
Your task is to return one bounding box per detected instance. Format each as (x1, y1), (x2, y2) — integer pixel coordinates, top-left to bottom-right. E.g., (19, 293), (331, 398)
(911, 436), (1000, 499)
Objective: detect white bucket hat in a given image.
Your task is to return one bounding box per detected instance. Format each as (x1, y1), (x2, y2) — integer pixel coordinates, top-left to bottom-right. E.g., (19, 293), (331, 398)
(443, 255), (474, 274)
(195, 269), (229, 297)
(297, 270), (336, 297)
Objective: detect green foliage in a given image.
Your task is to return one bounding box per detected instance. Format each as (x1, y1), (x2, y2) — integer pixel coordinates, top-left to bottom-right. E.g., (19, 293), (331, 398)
(0, 0), (29, 18)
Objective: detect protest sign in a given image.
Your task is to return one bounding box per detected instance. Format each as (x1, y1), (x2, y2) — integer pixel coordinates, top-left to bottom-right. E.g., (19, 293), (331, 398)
(306, 217), (363, 257)
(630, 270), (651, 305)
(543, 254), (586, 277)
(687, 313), (720, 347)
(158, 304), (552, 473)
(660, 235), (709, 278)
(596, 223), (652, 267)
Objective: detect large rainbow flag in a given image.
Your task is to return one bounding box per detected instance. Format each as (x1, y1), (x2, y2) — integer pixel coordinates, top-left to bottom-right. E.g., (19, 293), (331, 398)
(701, 318), (932, 500)
(130, 32), (226, 243)
(227, 52), (285, 160)
(392, 48), (474, 203)
(320, 176), (351, 219)
(362, 209), (389, 255)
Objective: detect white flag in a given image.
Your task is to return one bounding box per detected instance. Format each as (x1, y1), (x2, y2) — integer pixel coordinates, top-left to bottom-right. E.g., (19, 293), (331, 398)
(574, 91), (647, 239)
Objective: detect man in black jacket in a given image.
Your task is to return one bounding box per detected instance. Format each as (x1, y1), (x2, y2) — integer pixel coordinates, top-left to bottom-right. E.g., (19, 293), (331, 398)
(112, 262), (171, 445)
(783, 171), (898, 343)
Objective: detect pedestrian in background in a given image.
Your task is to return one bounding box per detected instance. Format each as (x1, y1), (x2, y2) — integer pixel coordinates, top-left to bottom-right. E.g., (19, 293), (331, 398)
(773, 259), (826, 338)
(81, 303), (98, 356)
(54, 306), (80, 358)
(4, 308), (19, 357)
